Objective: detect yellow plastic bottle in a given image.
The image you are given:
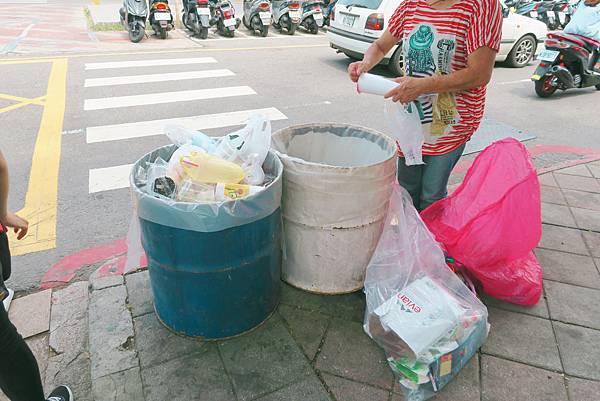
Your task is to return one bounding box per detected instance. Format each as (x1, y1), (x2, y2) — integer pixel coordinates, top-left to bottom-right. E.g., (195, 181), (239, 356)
(179, 151), (245, 184)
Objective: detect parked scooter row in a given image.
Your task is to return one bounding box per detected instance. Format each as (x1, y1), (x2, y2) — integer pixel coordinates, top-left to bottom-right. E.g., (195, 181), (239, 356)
(120, 0), (174, 42)
(505, 0), (578, 30)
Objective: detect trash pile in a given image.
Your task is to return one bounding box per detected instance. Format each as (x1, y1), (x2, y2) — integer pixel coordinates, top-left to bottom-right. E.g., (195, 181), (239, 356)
(145, 114), (274, 203)
(364, 183), (488, 401)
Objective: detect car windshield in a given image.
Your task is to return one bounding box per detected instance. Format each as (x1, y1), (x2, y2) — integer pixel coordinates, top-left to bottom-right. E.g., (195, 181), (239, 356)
(337, 0), (384, 10)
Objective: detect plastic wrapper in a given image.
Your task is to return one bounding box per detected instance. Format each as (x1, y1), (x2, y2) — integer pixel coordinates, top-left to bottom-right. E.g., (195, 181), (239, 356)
(421, 138), (543, 305)
(130, 144), (283, 233)
(364, 183), (488, 401)
(384, 100), (424, 166)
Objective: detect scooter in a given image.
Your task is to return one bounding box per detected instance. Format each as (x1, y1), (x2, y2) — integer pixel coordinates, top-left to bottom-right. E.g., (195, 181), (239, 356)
(212, 0), (240, 38)
(272, 0), (302, 35)
(149, 0), (174, 39)
(532, 32), (600, 97)
(534, 0), (560, 30)
(183, 0), (211, 39)
(242, 0), (272, 37)
(300, 0), (324, 34)
(119, 0), (148, 43)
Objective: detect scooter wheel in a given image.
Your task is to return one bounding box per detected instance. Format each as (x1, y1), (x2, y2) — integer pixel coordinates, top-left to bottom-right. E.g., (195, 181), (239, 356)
(534, 76), (558, 98)
(287, 23), (296, 35)
(200, 27), (209, 39)
(260, 24), (268, 37)
(160, 29), (168, 39)
(129, 27), (145, 43)
(595, 84), (600, 91)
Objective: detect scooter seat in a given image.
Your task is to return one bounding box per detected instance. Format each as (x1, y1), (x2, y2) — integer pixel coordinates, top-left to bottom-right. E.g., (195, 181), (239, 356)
(548, 32), (600, 52)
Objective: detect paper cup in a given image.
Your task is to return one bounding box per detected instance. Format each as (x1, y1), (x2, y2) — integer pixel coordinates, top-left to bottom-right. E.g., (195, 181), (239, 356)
(357, 73), (399, 96)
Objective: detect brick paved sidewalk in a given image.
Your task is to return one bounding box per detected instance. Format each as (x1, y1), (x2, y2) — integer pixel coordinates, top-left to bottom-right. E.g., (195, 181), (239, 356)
(3, 160), (600, 401)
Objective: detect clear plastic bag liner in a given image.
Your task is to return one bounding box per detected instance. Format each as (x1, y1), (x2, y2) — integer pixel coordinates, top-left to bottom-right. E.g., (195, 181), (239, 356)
(421, 138), (542, 305)
(131, 144), (283, 233)
(364, 183), (488, 400)
(271, 124), (398, 228)
(384, 100), (424, 166)
(125, 214), (145, 274)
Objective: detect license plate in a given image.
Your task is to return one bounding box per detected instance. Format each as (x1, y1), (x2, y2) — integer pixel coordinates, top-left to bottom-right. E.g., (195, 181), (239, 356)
(224, 17), (236, 27)
(538, 50), (559, 62)
(259, 11), (271, 19)
(530, 11), (537, 18)
(154, 12), (171, 21)
(343, 14), (355, 27)
(289, 10), (301, 19)
(197, 8), (210, 15)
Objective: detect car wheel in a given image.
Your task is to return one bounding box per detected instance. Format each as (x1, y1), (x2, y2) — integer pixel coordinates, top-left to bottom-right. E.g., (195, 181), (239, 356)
(507, 35), (536, 68)
(388, 46), (404, 77)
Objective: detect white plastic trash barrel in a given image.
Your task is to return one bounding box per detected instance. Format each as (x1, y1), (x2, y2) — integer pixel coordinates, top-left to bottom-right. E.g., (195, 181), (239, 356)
(272, 123), (398, 294)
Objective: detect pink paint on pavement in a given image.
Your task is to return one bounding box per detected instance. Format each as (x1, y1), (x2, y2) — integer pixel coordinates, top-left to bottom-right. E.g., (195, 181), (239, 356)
(41, 239), (127, 289)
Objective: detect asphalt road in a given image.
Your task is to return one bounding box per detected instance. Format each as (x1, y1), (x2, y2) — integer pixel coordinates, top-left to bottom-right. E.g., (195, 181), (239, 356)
(1, 17), (599, 291)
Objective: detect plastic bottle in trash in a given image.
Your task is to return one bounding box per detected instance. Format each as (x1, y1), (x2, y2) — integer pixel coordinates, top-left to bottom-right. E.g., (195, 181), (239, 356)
(215, 183), (264, 201)
(164, 123), (217, 153)
(180, 152), (245, 184)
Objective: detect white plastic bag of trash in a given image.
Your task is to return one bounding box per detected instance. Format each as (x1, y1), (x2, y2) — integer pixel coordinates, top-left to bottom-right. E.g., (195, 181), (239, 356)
(363, 182), (489, 401)
(384, 100), (424, 166)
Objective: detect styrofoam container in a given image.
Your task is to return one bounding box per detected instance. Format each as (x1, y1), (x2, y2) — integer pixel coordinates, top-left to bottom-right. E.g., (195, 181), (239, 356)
(272, 123), (398, 294)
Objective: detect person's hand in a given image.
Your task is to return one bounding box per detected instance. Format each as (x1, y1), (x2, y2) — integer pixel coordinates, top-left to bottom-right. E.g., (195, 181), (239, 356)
(4, 212), (28, 240)
(384, 76), (427, 103)
(348, 61), (366, 83)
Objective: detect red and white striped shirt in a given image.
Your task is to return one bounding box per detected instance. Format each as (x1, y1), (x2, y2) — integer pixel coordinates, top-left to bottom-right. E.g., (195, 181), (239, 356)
(388, 0), (503, 155)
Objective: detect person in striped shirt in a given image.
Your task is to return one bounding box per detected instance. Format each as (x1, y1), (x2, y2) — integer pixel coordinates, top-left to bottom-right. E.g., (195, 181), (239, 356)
(349, 0), (503, 211)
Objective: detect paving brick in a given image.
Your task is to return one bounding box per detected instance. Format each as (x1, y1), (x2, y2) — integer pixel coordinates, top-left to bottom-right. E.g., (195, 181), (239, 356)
(219, 315), (312, 401)
(125, 270), (153, 318)
(539, 173), (558, 187)
(482, 308), (561, 371)
(134, 312), (206, 369)
(562, 189), (600, 212)
(554, 322), (600, 380)
(582, 231), (600, 258)
(280, 283), (365, 323)
(540, 186), (567, 205)
(278, 304), (329, 361)
(483, 293), (549, 319)
(571, 206), (600, 231)
(45, 351), (93, 401)
(545, 281), (600, 330)
(481, 355), (568, 401)
(92, 367), (144, 401)
(565, 376), (600, 401)
(554, 173), (600, 193)
(539, 224), (589, 256)
(90, 274), (124, 291)
(316, 318), (393, 390)
(142, 346), (235, 401)
(536, 249), (600, 289)
(89, 285), (137, 380)
(588, 164), (600, 179)
(8, 289), (52, 339)
(322, 373), (389, 401)
(541, 203), (576, 227)
(49, 281), (89, 355)
(255, 375), (331, 401)
(26, 334), (50, 389)
(557, 164), (593, 177)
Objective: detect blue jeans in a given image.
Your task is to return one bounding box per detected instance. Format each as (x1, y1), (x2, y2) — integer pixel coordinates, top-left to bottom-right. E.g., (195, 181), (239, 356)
(397, 143), (466, 211)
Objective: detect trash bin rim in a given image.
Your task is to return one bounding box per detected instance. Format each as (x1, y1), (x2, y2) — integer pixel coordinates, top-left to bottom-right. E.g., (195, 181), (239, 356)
(272, 122), (398, 170)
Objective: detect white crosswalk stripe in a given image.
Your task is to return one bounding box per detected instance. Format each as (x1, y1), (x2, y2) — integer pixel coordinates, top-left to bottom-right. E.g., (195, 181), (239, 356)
(84, 86), (256, 111)
(84, 57), (218, 70)
(84, 69), (236, 88)
(86, 107), (287, 144)
(84, 56), (287, 194)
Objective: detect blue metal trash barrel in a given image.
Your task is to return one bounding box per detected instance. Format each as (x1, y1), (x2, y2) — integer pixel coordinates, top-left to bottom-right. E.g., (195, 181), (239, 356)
(131, 145), (283, 339)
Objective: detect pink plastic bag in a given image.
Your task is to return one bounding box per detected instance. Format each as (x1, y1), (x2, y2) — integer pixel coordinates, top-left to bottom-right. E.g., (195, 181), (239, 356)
(421, 138), (543, 305)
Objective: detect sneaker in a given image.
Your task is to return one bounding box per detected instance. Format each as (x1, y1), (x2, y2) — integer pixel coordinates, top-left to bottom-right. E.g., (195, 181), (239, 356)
(46, 385), (73, 401)
(2, 288), (14, 311)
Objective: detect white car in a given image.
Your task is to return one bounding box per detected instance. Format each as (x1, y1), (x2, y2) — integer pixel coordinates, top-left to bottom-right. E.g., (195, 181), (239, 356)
(327, 0), (548, 75)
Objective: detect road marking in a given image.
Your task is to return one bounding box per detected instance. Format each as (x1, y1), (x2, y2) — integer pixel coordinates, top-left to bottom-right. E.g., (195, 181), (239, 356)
(84, 69), (235, 87)
(86, 107), (287, 143)
(84, 57), (218, 70)
(84, 85), (256, 110)
(89, 164), (133, 193)
(0, 44), (330, 64)
(0, 95), (45, 114)
(9, 58), (67, 256)
(496, 78), (531, 85)
(0, 18), (38, 54)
